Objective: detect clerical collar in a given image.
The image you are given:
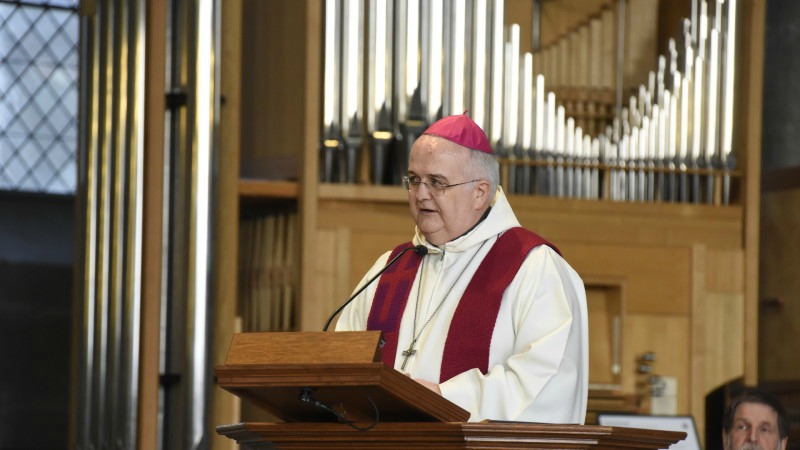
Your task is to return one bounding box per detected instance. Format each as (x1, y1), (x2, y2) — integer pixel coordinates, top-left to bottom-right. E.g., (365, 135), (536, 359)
(438, 206), (492, 246)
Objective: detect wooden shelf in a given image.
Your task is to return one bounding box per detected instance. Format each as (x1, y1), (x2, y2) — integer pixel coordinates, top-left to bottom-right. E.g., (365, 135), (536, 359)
(312, 182), (743, 221)
(505, 192), (743, 219)
(239, 179), (299, 199)
(318, 183), (407, 203)
(238, 180), (744, 220)
(237, 180), (406, 203)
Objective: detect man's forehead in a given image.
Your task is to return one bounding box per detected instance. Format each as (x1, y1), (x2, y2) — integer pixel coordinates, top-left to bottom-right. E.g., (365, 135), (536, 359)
(735, 402), (779, 423)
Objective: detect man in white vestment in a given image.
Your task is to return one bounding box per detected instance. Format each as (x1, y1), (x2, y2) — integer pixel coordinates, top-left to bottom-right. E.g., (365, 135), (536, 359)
(335, 113), (589, 424)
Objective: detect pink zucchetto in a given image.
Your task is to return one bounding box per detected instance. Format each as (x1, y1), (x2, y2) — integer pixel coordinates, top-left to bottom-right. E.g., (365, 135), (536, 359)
(422, 112), (493, 154)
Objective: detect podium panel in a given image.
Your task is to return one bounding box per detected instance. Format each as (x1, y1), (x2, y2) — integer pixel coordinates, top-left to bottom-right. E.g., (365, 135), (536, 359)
(216, 331), (470, 423)
(217, 422), (686, 449)
(216, 362), (470, 423)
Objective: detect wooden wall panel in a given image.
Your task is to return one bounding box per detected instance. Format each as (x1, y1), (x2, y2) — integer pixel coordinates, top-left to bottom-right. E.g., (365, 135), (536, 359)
(140, 0), (167, 447)
(536, 0), (611, 48)
(699, 292), (745, 380)
(240, 0), (308, 180)
(562, 243), (691, 315)
(303, 228), (339, 330)
(624, 314), (691, 413)
(739, 0), (767, 386)
(759, 189), (800, 381)
(691, 288), (745, 441)
(316, 198), (413, 234)
(213, 0), (243, 447)
(505, 0), (534, 53)
(600, 7), (616, 90)
(313, 198), (415, 330)
(623, 0), (659, 92)
(705, 249), (745, 294)
(586, 285), (624, 386)
(347, 232), (411, 289)
(506, 195), (743, 250)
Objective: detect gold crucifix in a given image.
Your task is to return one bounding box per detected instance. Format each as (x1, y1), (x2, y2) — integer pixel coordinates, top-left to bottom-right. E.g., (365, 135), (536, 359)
(400, 345), (417, 371)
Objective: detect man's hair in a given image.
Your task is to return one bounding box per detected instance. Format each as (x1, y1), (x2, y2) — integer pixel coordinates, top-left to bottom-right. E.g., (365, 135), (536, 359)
(465, 148), (499, 200)
(722, 389), (790, 440)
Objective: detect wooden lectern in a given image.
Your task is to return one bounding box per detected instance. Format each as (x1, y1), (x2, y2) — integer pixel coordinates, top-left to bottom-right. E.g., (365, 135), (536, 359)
(216, 331), (686, 449)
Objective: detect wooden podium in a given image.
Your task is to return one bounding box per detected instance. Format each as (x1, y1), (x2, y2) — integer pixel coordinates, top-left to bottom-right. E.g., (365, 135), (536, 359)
(216, 332), (686, 449)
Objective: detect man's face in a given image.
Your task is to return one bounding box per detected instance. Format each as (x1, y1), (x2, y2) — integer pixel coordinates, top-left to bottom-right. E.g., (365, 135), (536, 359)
(407, 135), (487, 246)
(723, 402), (787, 450)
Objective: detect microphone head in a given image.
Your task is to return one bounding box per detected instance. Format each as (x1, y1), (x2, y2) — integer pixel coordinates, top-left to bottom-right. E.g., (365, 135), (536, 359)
(414, 245), (428, 256)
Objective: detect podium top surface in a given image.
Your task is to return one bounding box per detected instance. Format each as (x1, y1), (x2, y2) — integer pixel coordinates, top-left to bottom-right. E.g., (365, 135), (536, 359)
(224, 331), (383, 365)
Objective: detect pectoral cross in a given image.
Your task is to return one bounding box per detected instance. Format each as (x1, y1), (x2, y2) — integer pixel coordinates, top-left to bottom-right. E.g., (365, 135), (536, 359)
(400, 345), (417, 371)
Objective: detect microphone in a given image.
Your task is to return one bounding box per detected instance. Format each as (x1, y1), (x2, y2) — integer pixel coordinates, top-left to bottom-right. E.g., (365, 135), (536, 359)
(322, 244), (428, 331)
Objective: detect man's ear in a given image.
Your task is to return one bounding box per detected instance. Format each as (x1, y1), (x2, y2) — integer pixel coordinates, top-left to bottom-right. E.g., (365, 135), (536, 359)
(721, 431), (729, 450)
(473, 179), (491, 208)
(780, 436), (788, 450)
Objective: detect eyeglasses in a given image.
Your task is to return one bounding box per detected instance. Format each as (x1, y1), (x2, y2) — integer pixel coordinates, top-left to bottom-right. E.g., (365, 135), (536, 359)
(401, 175), (480, 195)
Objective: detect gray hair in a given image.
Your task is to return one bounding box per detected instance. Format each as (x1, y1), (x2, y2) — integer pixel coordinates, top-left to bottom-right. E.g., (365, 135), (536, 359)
(465, 149), (500, 200)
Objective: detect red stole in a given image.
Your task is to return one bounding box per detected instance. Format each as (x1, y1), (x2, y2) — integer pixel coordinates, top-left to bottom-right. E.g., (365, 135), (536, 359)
(366, 227), (559, 382)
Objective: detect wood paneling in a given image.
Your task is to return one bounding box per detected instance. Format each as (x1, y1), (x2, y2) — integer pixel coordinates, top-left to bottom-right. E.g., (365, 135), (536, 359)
(347, 231), (412, 289)
(759, 189), (800, 381)
(306, 228), (339, 331)
(139, 0), (167, 448)
(299, 0), (322, 340)
(624, 314), (691, 412)
(505, 0), (534, 53)
(537, 0), (611, 48)
(623, 0), (659, 92)
(586, 284), (624, 386)
(739, 0), (767, 386)
(507, 195), (743, 250)
(705, 249), (745, 294)
(763, 167), (800, 192)
(691, 250), (746, 445)
(212, 0), (244, 447)
(240, 0), (309, 180)
(565, 243), (691, 315)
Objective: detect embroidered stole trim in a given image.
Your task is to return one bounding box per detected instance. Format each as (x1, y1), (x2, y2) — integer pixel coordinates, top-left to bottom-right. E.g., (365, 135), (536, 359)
(366, 245), (424, 367)
(366, 228), (559, 380)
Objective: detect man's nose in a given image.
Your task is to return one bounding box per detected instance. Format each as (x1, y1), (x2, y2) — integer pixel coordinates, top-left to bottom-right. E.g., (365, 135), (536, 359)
(747, 427), (759, 442)
(415, 182), (432, 199)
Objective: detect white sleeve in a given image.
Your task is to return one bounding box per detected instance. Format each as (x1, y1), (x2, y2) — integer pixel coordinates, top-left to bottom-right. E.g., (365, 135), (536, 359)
(438, 246), (588, 423)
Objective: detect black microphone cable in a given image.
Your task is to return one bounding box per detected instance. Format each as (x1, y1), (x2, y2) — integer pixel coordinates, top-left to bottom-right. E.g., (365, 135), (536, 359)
(322, 244), (428, 331)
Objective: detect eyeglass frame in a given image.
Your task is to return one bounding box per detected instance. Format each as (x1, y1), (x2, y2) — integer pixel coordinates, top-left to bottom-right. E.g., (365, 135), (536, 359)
(401, 175), (481, 195)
